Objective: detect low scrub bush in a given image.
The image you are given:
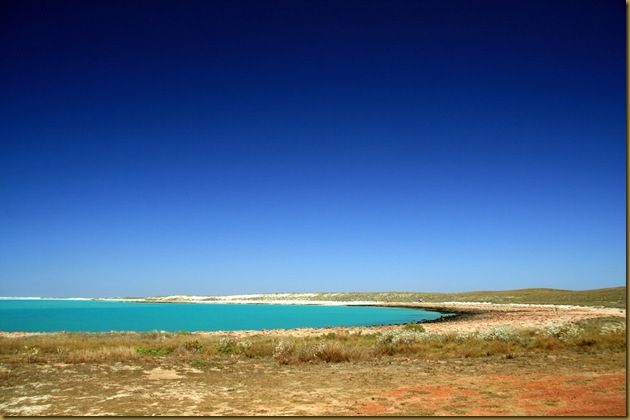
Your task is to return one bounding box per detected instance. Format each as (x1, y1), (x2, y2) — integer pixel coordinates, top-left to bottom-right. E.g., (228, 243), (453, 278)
(293, 341), (362, 363)
(543, 323), (584, 342)
(186, 339), (204, 352)
(374, 329), (433, 356)
(478, 326), (516, 341)
(240, 339), (275, 358)
(402, 323), (426, 332)
(273, 339), (296, 365)
(70, 346), (139, 362)
(312, 342), (351, 363)
(216, 337), (240, 355)
(377, 329), (431, 346)
(600, 321), (626, 334)
(136, 346), (171, 357)
(531, 335), (563, 351)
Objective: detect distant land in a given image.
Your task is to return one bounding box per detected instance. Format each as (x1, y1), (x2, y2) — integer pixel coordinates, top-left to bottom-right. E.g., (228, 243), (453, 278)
(77, 286), (626, 308)
(3, 286), (625, 308)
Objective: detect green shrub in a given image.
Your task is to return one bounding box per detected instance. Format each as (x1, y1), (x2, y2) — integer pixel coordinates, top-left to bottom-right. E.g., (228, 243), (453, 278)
(183, 339), (204, 353)
(216, 337), (240, 355)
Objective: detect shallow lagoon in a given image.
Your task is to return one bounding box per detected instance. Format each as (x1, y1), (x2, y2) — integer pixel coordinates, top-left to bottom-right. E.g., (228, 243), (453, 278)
(0, 299), (444, 332)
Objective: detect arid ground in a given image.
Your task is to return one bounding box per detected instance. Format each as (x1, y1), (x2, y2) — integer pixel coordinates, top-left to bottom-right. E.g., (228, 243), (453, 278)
(0, 350), (625, 416)
(0, 290), (626, 416)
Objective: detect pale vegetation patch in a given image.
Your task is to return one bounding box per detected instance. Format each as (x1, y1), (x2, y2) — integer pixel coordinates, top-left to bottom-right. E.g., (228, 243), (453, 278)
(543, 323), (584, 342)
(272, 339), (296, 365)
(377, 329), (432, 345)
(478, 326), (516, 341)
(600, 320), (626, 334)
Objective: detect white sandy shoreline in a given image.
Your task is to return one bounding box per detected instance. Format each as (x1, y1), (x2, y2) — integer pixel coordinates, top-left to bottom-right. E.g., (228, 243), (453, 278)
(0, 295), (624, 338)
(0, 296), (385, 306)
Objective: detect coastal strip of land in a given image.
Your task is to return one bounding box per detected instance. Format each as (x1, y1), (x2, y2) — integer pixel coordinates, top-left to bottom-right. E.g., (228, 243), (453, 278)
(1, 287), (624, 338)
(95, 286), (627, 308)
(0, 287), (625, 416)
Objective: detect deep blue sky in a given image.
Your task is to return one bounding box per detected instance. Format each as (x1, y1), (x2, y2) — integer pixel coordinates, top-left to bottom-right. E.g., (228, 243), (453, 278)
(0, 0), (625, 297)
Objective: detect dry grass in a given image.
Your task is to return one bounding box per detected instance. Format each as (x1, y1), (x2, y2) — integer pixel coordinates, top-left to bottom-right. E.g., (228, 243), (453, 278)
(1, 317), (624, 367)
(67, 346), (141, 363)
(1, 347), (625, 416)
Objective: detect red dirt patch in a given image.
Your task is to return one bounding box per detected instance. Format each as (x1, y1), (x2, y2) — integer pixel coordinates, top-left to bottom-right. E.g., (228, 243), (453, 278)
(515, 373), (626, 416)
(360, 383), (507, 416)
(365, 372), (626, 416)
(481, 373), (626, 415)
(361, 402), (387, 415)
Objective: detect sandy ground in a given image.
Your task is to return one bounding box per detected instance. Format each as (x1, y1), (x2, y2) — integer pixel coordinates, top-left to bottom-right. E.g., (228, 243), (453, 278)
(394, 301), (626, 334)
(0, 353), (625, 416)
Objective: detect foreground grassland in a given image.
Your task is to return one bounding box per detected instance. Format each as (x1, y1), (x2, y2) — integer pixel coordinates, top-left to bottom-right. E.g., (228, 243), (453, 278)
(0, 316), (626, 415)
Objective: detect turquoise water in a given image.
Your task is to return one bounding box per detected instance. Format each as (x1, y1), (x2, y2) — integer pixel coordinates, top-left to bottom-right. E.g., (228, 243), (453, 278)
(0, 299), (444, 332)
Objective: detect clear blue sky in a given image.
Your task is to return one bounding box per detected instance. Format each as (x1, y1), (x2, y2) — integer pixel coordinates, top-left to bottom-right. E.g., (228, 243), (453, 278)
(0, 0), (625, 297)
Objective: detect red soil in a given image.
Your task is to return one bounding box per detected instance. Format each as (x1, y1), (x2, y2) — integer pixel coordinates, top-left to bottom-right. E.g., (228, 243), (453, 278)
(359, 372), (626, 416)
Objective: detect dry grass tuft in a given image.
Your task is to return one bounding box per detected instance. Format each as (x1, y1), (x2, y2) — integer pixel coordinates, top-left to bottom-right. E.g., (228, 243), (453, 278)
(68, 346), (140, 363)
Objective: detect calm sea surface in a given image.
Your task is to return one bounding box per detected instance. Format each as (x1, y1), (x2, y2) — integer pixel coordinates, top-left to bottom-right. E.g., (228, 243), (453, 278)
(0, 299), (444, 332)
